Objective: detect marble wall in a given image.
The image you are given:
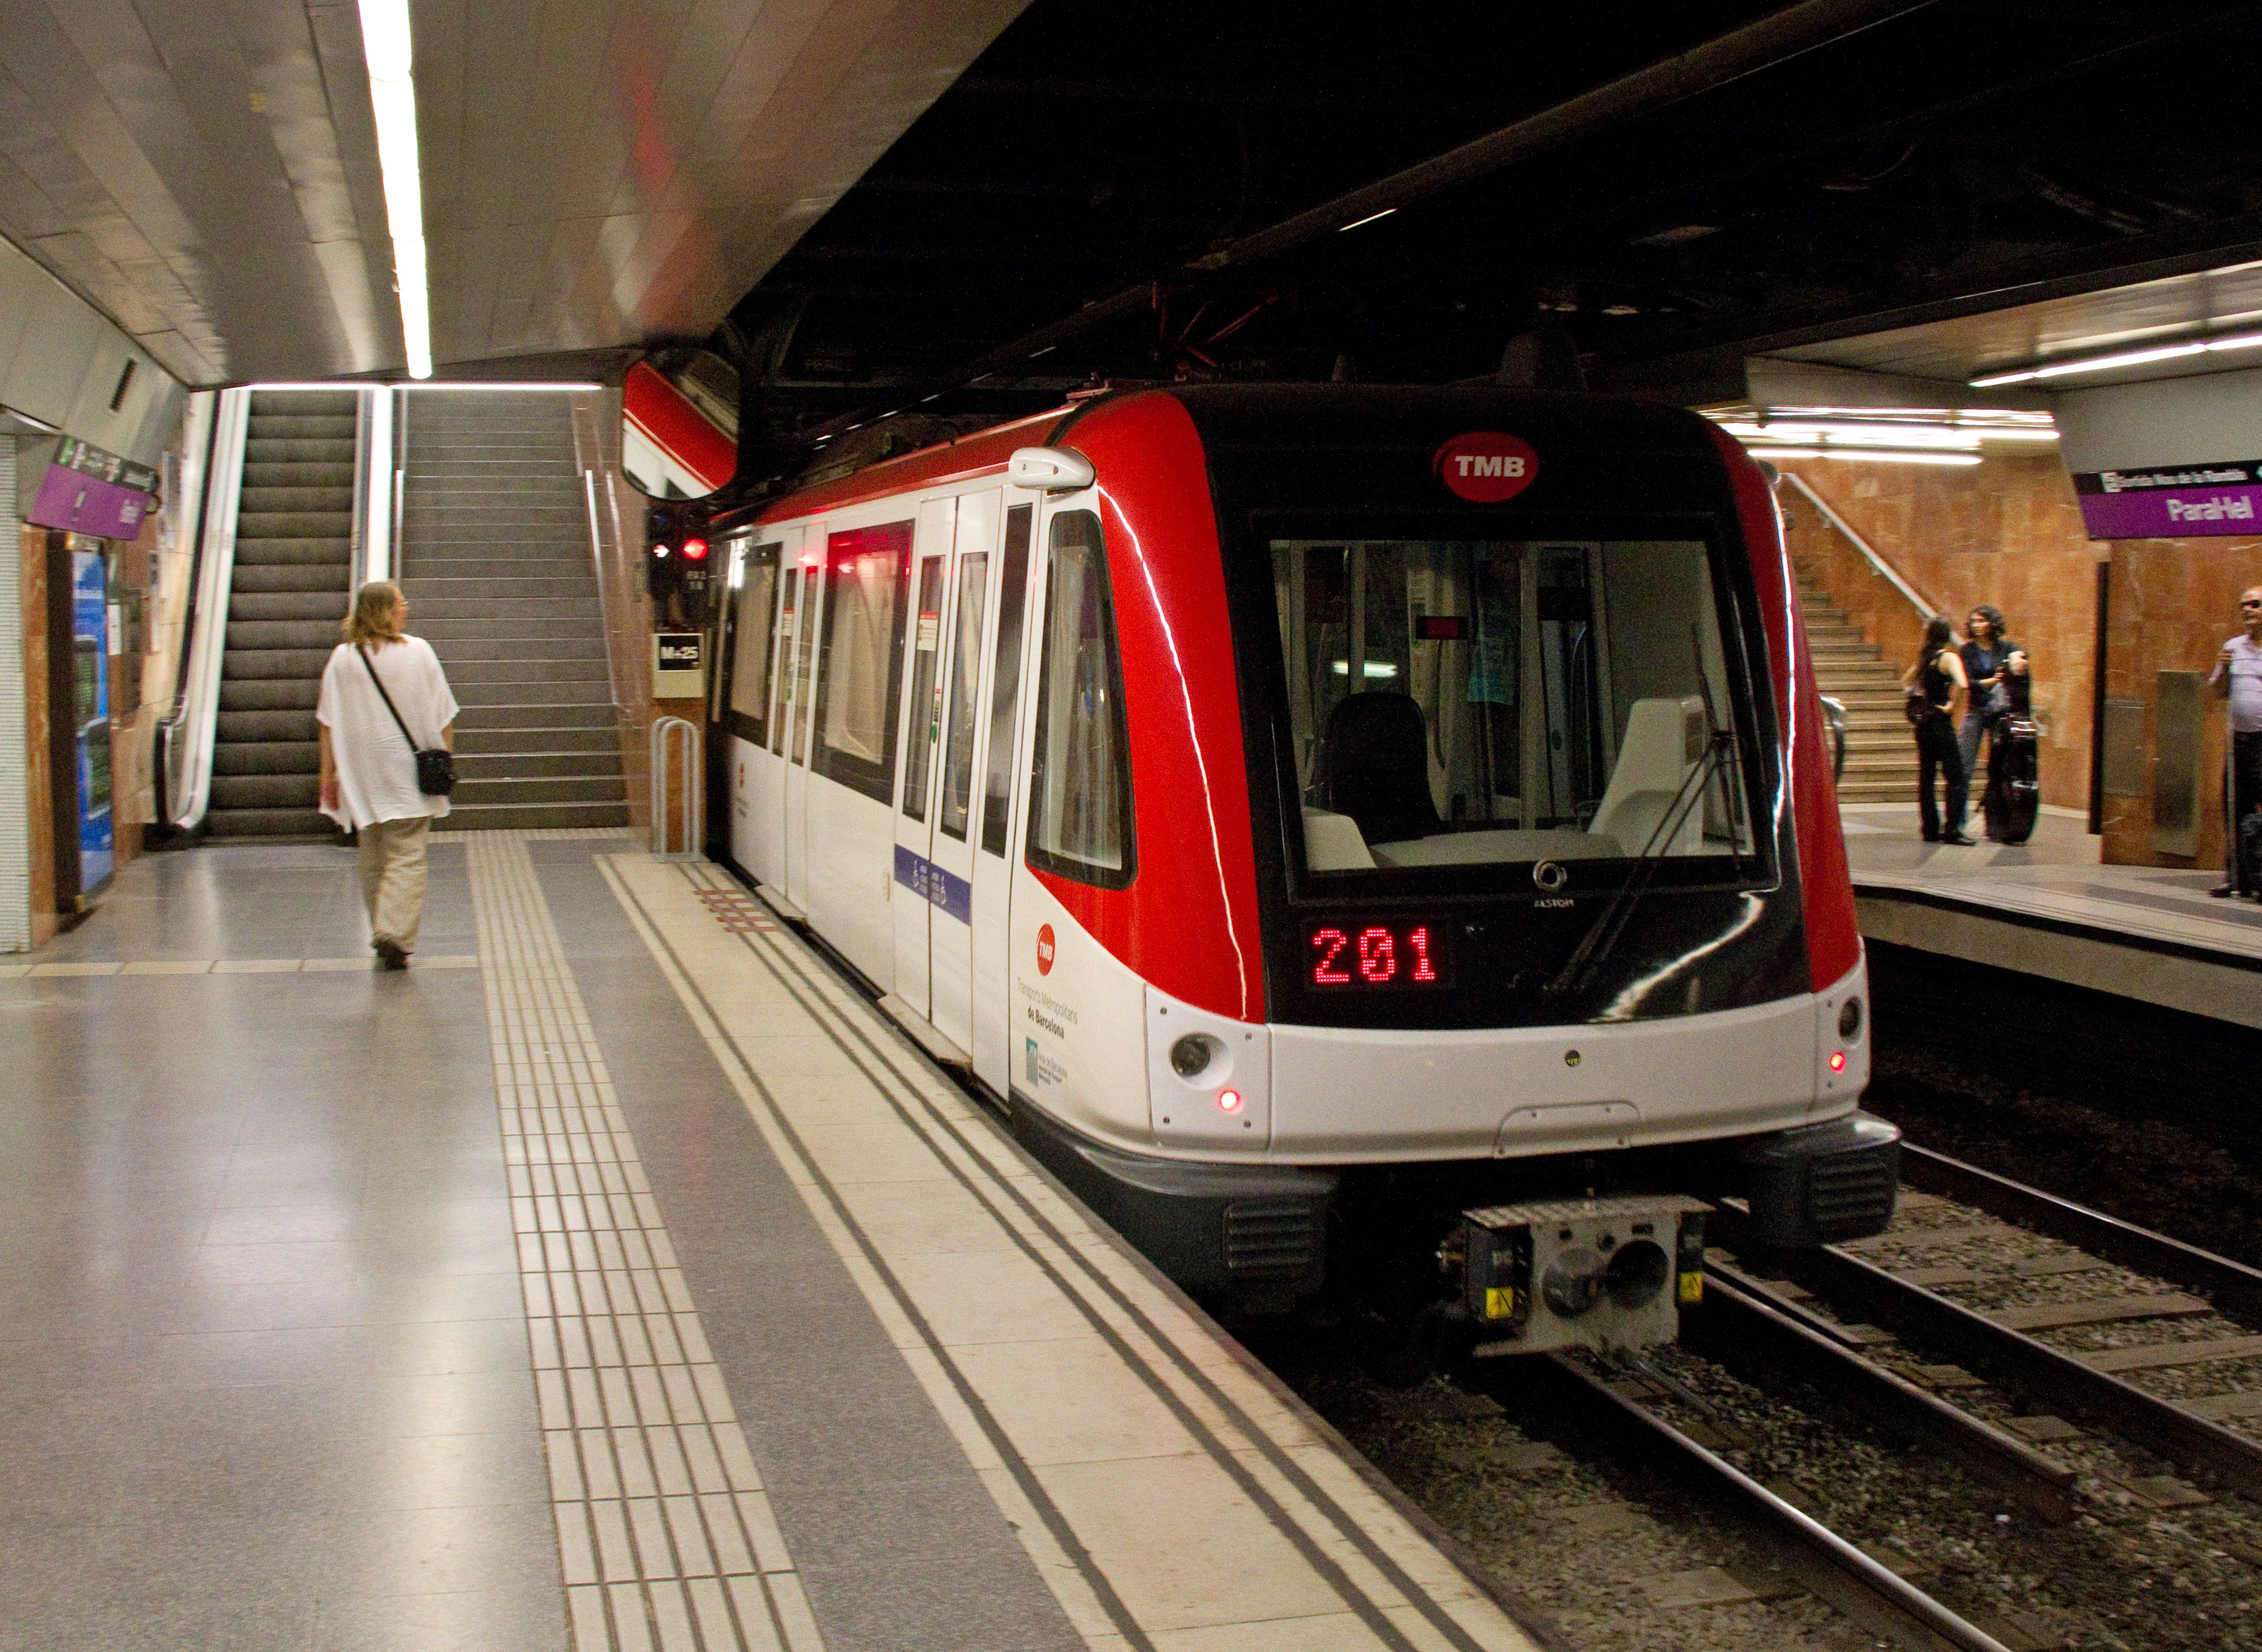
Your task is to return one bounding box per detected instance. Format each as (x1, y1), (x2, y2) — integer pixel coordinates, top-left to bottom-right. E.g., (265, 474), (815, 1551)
(1776, 454), (2104, 810)
(2100, 536), (2262, 870)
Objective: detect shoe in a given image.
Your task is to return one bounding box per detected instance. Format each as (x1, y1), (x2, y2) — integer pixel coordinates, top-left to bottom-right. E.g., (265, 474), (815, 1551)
(374, 938), (409, 971)
(1942, 833), (1977, 846)
(2211, 884), (2238, 898)
(1920, 833), (1940, 843)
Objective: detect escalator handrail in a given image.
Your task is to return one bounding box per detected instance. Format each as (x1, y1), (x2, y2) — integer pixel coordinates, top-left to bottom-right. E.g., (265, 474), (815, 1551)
(163, 387), (251, 831)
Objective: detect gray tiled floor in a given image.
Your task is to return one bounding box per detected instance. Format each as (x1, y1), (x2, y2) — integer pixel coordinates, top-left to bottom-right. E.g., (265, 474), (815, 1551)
(33, 839), (478, 961)
(0, 849), (559, 1652)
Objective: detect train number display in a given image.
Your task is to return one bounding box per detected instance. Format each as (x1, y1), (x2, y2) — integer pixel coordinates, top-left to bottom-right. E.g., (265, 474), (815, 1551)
(1306, 920), (1450, 989)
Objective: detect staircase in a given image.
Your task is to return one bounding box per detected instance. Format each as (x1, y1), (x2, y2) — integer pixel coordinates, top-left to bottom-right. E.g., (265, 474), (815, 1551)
(1799, 573), (1920, 804)
(207, 389), (358, 838)
(396, 391), (628, 831)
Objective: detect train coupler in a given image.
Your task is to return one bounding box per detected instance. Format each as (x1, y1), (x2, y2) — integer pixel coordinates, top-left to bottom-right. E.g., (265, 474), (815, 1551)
(1454, 1195), (1710, 1357)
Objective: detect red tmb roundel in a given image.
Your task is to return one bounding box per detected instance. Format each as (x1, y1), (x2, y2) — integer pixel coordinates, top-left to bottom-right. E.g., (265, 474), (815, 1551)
(1036, 924), (1056, 976)
(1434, 431), (1539, 503)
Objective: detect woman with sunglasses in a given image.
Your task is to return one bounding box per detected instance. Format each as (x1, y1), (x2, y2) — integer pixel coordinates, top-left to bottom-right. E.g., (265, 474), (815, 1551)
(2209, 586), (2262, 897)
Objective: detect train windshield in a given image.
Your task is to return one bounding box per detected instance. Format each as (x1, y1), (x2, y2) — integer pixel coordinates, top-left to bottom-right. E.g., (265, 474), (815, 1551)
(1271, 537), (1756, 877)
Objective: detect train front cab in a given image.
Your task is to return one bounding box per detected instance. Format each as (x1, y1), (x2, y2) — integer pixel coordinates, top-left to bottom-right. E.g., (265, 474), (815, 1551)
(998, 385), (1899, 1354)
(706, 385), (1897, 1357)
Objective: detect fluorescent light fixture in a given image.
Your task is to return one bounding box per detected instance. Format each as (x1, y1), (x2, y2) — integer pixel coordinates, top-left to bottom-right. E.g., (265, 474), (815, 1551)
(1971, 328), (2262, 388)
(399, 381), (603, 392)
(358, 0), (432, 379)
(1820, 450), (1980, 467)
(1725, 421), (1980, 450)
(1339, 208), (1397, 232)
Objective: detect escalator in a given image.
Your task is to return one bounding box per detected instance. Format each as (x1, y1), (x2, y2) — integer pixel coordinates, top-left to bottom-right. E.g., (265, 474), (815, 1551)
(203, 389), (358, 838)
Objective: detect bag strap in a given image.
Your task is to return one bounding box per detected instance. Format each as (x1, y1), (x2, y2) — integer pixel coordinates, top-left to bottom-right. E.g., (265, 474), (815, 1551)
(358, 645), (420, 753)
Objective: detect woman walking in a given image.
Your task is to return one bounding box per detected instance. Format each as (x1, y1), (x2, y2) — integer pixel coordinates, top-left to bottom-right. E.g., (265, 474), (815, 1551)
(1906, 614), (1973, 845)
(317, 581), (459, 968)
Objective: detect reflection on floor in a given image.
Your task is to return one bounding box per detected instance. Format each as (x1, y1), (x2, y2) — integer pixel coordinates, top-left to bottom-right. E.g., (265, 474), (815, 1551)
(1843, 802), (2262, 964)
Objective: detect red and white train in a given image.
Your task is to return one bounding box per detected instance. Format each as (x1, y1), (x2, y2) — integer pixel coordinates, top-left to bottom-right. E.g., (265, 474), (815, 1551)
(702, 385), (1896, 1353)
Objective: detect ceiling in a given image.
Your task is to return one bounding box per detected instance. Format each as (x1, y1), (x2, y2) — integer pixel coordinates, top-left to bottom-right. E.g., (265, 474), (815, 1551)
(1771, 257), (2262, 389)
(715, 0), (2262, 461)
(0, 0), (1032, 388)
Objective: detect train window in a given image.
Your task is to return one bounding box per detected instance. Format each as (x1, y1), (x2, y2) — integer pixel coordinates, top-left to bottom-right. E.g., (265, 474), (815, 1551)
(938, 551), (989, 840)
(1026, 510), (1135, 888)
(979, 506), (1035, 857)
(813, 521), (912, 804)
(725, 541), (780, 748)
(900, 555), (946, 822)
(1272, 537), (1751, 876)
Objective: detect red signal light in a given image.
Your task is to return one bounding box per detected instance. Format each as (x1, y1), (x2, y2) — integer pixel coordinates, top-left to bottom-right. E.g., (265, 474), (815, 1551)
(682, 537), (710, 561)
(1828, 1051), (1847, 1073)
(1217, 1089), (1244, 1114)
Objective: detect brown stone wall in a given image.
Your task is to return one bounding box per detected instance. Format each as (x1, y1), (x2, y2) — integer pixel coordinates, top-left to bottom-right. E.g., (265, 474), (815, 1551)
(1775, 454), (2102, 810)
(2098, 535), (2262, 870)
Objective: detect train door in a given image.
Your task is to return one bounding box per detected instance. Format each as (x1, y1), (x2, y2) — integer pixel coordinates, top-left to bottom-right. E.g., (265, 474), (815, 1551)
(967, 497), (1040, 1096)
(782, 528), (825, 910)
(718, 535), (785, 880)
(891, 498), (957, 1018)
(926, 488), (1000, 1053)
(752, 527), (799, 888)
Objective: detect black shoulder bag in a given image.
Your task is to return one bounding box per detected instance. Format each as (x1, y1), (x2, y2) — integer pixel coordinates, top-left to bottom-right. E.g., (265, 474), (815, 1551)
(359, 646), (456, 796)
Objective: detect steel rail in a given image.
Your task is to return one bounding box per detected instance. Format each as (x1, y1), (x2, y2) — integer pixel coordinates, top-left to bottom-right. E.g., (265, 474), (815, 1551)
(1690, 1266), (2079, 1524)
(1712, 1204), (2262, 1500)
(808, 0), (1944, 437)
(1500, 1354), (2014, 1652)
(1900, 1143), (2262, 1327)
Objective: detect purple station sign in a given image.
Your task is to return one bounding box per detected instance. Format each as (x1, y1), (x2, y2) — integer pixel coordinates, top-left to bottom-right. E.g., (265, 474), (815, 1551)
(28, 463), (151, 539)
(2073, 460), (2262, 540)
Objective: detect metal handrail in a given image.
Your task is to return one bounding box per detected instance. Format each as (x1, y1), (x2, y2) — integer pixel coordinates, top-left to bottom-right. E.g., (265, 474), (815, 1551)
(650, 717), (702, 859)
(1779, 469), (1936, 622)
(164, 386), (253, 830)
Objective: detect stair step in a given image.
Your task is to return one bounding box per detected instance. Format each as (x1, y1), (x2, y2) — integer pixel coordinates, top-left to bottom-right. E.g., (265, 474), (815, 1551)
(223, 647), (333, 681)
(205, 807), (342, 838)
(442, 659), (610, 686)
(454, 703), (617, 731)
(453, 725), (617, 756)
(230, 537), (353, 564)
(227, 620), (344, 650)
(239, 486), (354, 513)
(237, 510), (354, 539)
(217, 710), (321, 742)
(219, 679), (321, 711)
(229, 592), (351, 622)
(398, 575), (596, 601)
(404, 598), (608, 621)
(429, 636), (609, 664)
(245, 439), (356, 464)
(211, 773), (321, 809)
(230, 565), (351, 594)
(213, 741), (322, 776)
(246, 416), (356, 441)
(415, 617), (607, 641)
(454, 751), (624, 780)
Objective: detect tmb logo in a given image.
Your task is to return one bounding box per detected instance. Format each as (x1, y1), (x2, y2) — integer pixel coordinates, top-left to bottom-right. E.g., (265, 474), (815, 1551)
(1434, 431), (1539, 503)
(1036, 923), (1056, 975)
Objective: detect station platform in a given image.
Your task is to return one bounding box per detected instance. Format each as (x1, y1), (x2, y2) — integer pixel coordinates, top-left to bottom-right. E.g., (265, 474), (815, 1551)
(1842, 802), (2262, 1030)
(0, 831), (1539, 1652)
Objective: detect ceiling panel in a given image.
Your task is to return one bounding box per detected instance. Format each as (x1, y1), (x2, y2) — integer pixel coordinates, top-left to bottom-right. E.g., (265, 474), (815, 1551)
(0, 0), (1030, 387)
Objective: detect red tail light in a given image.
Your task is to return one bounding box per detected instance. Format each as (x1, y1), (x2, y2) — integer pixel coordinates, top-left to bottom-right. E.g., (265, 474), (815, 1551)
(682, 537), (710, 561)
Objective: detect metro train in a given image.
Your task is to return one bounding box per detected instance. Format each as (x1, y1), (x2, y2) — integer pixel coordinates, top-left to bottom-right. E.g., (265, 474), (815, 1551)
(699, 384), (1897, 1356)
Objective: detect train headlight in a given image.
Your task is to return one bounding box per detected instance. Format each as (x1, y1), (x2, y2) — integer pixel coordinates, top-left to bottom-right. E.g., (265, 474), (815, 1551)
(1604, 1240), (1671, 1310)
(1170, 1034), (1217, 1079)
(1540, 1245), (1605, 1318)
(1838, 996), (1863, 1040)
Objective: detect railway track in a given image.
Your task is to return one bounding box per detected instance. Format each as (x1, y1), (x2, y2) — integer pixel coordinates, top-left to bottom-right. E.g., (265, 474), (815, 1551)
(1710, 1147), (2262, 1507)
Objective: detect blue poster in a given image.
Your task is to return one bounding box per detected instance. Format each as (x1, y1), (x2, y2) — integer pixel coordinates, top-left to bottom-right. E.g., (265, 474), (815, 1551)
(71, 549), (112, 891)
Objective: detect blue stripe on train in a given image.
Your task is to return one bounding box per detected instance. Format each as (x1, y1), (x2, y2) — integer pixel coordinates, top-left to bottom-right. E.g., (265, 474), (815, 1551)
(892, 844), (973, 924)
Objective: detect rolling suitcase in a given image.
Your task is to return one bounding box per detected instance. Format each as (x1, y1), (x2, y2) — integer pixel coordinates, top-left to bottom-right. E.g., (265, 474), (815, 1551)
(1982, 715), (2041, 844)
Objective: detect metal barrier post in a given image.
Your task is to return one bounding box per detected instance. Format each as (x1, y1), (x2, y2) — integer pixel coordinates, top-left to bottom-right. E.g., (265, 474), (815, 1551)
(649, 717), (702, 861)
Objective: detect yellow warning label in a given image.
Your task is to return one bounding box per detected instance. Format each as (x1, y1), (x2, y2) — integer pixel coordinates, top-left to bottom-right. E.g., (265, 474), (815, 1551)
(1678, 1271), (1704, 1305)
(1484, 1286), (1514, 1320)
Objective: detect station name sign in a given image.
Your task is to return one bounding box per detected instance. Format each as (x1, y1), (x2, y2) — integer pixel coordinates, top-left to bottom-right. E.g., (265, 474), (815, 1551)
(2072, 458), (2262, 539)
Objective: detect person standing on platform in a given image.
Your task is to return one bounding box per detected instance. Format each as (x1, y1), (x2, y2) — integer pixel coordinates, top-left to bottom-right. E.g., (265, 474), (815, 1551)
(1906, 615), (1973, 845)
(317, 581), (460, 967)
(2209, 586), (2262, 899)
(1957, 605), (2010, 829)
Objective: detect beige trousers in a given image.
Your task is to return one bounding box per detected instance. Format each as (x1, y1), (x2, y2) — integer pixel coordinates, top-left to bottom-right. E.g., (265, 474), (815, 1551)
(359, 816), (431, 952)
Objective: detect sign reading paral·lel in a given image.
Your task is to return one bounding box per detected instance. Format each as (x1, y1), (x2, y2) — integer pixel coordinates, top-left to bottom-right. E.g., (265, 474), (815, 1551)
(2072, 460), (2262, 539)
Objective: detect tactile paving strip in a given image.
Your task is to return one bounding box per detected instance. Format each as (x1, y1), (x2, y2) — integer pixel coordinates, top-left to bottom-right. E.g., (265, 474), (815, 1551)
(467, 832), (824, 1652)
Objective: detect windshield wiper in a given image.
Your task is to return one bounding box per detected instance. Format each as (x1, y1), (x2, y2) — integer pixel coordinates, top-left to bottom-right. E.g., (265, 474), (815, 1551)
(1544, 729), (1738, 1001)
